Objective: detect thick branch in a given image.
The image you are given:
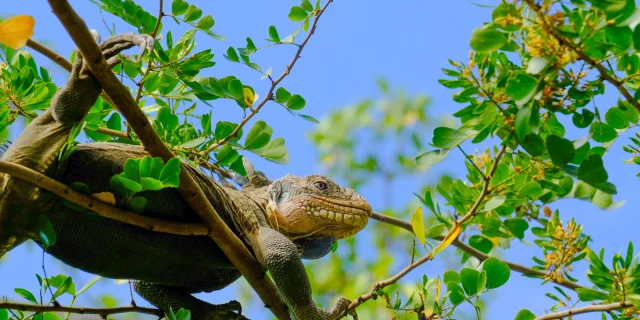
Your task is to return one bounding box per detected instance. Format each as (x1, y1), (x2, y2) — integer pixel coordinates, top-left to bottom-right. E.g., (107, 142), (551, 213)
(370, 212), (585, 291)
(0, 301), (162, 317)
(0, 160), (208, 236)
(46, 1), (289, 318)
(535, 301), (633, 320)
(524, 0), (640, 112)
(201, 0), (333, 155)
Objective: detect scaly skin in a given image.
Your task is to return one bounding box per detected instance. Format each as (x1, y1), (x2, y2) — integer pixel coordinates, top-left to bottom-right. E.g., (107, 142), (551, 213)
(0, 33), (371, 319)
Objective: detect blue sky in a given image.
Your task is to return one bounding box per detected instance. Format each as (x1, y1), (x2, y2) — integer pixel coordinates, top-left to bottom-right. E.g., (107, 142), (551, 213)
(0, 1), (636, 319)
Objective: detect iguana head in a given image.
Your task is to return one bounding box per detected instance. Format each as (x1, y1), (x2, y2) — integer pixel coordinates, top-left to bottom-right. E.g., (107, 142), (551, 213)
(265, 174), (372, 241)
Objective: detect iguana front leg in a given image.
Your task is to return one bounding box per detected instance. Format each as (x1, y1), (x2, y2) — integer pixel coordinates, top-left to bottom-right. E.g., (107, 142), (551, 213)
(252, 227), (355, 320)
(51, 33), (153, 124)
(134, 282), (247, 320)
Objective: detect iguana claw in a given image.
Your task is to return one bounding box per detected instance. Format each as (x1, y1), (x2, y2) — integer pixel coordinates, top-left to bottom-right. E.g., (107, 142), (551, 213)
(51, 32), (154, 124)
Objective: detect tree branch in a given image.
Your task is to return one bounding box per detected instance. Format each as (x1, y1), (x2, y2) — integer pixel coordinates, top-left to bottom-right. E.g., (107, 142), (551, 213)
(46, 1), (289, 318)
(345, 146), (508, 314)
(535, 301), (633, 320)
(0, 160), (208, 236)
(26, 39), (73, 72)
(369, 212), (585, 291)
(524, 0), (640, 112)
(0, 301), (162, 317)
(201, 0), (334, 156)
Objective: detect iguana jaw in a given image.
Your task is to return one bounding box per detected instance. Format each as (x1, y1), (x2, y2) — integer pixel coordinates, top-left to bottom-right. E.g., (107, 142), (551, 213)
(269, 186), (372, 240)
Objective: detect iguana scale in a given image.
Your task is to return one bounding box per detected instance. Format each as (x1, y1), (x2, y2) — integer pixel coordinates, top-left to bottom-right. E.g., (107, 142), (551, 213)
(0, 33), (371, 319)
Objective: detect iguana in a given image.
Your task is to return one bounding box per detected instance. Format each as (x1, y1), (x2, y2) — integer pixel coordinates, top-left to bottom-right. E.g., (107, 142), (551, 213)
(0, 33), (372, 319)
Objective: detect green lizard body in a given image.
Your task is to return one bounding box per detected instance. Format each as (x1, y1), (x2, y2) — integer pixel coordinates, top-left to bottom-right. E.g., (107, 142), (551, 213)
(0, 34), (371, 319)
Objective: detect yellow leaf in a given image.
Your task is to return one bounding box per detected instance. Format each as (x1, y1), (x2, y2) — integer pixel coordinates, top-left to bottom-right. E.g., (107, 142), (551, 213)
(0, 15), (35, 49)
(435, 278), (441, 301)
(433, 224), (461, 255)
(411, 207), (426, 245)
(243, 87), (254, 106)
(91, 192), (116, 206)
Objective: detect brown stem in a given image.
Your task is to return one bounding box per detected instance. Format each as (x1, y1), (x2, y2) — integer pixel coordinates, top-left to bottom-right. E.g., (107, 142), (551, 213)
(91, 127), (130, 139)
(201, 0), (334, 156)
(0, 160), (208, 236)
(26, 39), (73, 72)
(46, 1), (289, 318)
(370, 212), (585, 291)
(535, 301), (633, 320)
(0, 301), (162, 317)
(524, 0), (640, 112)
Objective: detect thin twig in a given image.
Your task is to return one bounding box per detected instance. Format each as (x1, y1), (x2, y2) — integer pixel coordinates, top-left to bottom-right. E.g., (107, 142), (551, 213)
(46, 1), (289, 318)
(369, 212), (585, 291)
(201, 0), (334, 156)
(0, 301), (163, 317)
(0, 160), (208, 236)
(524, 0), (640, 112)
(26, 39), (73, 71)
(535, 301), (633, 320)
(92, 127), (130, 139)
(457, 145), (485, 179)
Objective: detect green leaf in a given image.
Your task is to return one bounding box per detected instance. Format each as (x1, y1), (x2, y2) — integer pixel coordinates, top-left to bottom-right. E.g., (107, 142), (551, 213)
(521, 134), (545, 157)
(275, 87), (292, 103)
(287, 94), (306, 110)
(425, 223), (446, 239)
(591, 189), (613, 209)
(184, 5), (203, 22)
(159, 158), (182, 187)
(578, 154), (608, 184)
(446, 282), (466, 305)
(228, 79), (243, 100)
(482, 257), (510, 289)
(117, 177), (143, 193)
(515, 106), (532, 141)
(546, 135), (575, 166)
(0, 308), (7, 320)
(15, 288), (38, 304)
(172, 0), (189, 15)
(605, 107), (628, 129)
(196, 15), (214, 30)
(505, 72), (537, 102)
(127, 196), (147, 214)
(50, 276), (74, 301)
(416, 149), (450, 166)
(38, 215), (56, 250)
(469, 25), (507, 52)
(299, 114), (319, 123)
(288, 6), (308, 21)
(484, 195), (506, 211)
(590, 122), (618, 143)
(504, 218), (529, 239)
(268, 25), (280, 42)
(216, 144), (239, 166)
(225, 47), (239, 62)
(46, 275), (76, 296)
(575, 288), (608, 301)
(259, 137), (289, 164)
(245, 121), (273, 150)
(460, 268), (480, 296)
(179, 137), (207, 149)
(432, 127), (471, 149)
(77, 275), (101, 296)
(411, 207), (426, 245)
(140, 177), (164, 191)
(519, 181), (542, 199)
(514, 309), (536, 320)
(301, 0), (313, 11)
(469, 235), (493, 254)
(444, 270), (461, 284)
(573, 109), (595, 128)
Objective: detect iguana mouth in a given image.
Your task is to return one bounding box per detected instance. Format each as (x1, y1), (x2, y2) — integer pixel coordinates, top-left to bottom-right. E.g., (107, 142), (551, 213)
(305, 195), (372, 226)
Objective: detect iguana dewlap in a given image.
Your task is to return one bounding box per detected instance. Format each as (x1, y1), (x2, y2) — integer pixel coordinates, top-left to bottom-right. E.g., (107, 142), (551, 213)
(0, 33), (371, 319)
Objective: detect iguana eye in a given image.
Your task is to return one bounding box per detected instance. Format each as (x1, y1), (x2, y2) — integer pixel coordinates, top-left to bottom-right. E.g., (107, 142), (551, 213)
(313, 180), (328, 191)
